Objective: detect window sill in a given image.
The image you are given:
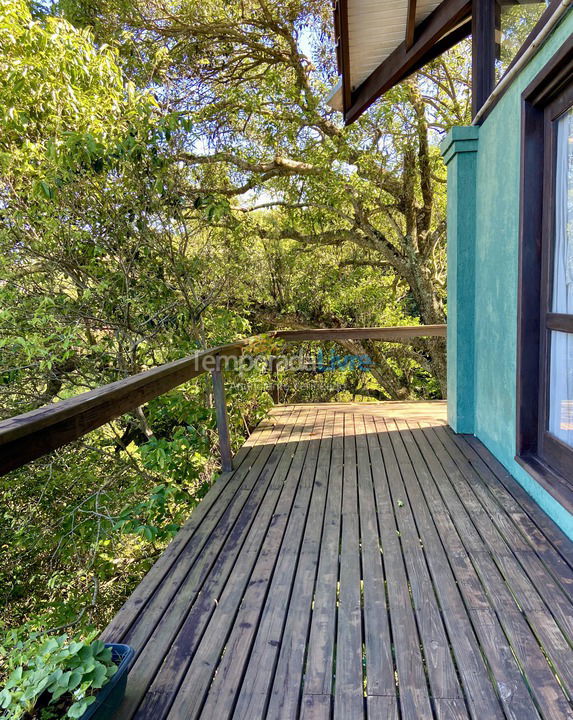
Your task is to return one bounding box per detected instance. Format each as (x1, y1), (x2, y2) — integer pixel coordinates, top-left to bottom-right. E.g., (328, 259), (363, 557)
(515, 454), (573, 516)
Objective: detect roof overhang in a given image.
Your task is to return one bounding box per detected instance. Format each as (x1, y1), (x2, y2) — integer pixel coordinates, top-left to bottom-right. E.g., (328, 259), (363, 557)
(330, 0), (547, 124)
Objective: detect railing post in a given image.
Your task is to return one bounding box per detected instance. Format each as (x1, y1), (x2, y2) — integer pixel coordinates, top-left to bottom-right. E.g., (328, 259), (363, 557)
(211, 366), (233, 472)
(270, 356), (279, 404)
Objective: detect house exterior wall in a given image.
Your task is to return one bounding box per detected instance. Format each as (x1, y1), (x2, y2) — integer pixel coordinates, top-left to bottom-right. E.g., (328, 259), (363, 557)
(442, 10), (573, 538)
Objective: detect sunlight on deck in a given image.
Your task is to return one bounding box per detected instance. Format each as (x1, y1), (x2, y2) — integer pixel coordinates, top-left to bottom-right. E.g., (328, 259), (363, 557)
(102, 401), (573, 720)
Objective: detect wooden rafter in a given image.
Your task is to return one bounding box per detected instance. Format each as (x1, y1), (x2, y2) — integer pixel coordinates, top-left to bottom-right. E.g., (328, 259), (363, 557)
(335, 0), (555, 124)
(406, 0), (418, 49)
(336, 0), (353, 112)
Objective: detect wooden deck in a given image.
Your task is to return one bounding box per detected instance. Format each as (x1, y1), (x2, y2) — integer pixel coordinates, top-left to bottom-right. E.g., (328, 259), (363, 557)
(102, 402), (573, 720)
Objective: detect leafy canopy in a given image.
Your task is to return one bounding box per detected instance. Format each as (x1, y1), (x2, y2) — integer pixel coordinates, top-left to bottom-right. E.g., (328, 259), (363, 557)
(0, 0), (155, 197)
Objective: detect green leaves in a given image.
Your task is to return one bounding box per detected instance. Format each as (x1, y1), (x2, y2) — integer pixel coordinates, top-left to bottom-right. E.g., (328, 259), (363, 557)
(194, 194), (230, 222)
(67, 695), (96, 718)
(0, 632), (118, 719)
(0, 0), (155, 189)
(36, 180), (54, 200)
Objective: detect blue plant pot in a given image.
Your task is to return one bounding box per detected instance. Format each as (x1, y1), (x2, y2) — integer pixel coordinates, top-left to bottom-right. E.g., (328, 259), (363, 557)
(79, 644), (135, 720)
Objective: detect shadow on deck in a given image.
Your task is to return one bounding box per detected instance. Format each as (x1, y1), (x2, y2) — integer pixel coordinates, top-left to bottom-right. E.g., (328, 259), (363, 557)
(101, 402), (573, 720)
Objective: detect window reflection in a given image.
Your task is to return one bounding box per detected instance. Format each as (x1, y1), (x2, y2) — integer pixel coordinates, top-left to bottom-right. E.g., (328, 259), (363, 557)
(496, 3), (545, 81)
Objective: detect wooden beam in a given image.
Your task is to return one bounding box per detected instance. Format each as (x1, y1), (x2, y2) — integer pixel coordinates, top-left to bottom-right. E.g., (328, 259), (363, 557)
(467, 0), (565, 124)
(338, 0), (353, 112)
(472, 0), (497, 118)
(406, 0), (418, 49)
(334, 0), (342, 70)
(495, 0), (502, 60)
(405, 20), (472, 77)
(270, 356), (280, 404)
(345, 0), (472, 123)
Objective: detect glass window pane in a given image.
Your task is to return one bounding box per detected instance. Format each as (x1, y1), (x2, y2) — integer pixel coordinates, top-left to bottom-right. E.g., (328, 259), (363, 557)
(496, 4), (545, 81)
(552, 107), (573, 315)
(548, 330), (573, 448)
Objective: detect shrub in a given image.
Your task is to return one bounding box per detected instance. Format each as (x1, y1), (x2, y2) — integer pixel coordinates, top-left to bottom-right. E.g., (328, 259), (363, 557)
(0, 632), (117, 719)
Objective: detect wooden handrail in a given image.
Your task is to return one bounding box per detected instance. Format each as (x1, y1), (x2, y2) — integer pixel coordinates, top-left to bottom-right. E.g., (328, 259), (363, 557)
(273, 325), (446, 342)
(0, 343), (245, 475)
(0, 325), (445, 475)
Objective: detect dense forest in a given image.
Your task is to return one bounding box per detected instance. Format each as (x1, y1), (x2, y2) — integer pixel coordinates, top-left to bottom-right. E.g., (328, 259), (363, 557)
(0, 0), (542, 677)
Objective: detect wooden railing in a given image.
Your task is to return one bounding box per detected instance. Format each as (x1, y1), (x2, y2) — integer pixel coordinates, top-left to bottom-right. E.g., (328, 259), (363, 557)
(0, 325), (446, 476)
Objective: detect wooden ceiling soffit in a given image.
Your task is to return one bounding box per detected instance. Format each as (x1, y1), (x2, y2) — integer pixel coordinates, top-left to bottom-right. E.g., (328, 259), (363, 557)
(343, 0), (472, 124)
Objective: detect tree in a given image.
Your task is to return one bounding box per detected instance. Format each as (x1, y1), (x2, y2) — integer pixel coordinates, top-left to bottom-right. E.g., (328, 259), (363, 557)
(59, 0), (472, 395)
(0, 0), (270, 631)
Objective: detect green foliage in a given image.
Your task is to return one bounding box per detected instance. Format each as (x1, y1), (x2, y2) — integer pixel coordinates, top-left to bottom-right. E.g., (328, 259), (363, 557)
(0, 632), (117, 719)
(0, 0), (153, 188)
(115, 484), (185, 543)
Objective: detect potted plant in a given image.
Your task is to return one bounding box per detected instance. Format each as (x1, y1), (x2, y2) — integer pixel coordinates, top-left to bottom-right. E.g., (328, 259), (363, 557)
(0, 633), (134, 719)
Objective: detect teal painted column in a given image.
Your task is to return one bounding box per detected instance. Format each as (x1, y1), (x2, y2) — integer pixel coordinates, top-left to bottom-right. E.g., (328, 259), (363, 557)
(440, 126), (479, 434)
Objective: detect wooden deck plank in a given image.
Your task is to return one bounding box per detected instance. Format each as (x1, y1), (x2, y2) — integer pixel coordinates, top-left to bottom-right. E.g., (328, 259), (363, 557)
(429, 424), (573, 700)
(418, 423), (573, 719)
(366, 695), (399, 720)
(162, 408), (317, 720)
(333, 412), (365, 720)
(100, 415), (273, 644)
(297, 411), (345, 716)
(386, 417), (510, 719)
(400, 420), (539, 720)
(123, 422), (284, 652)
(103, 402), (573, 720)
(354, 416), (395, 701)
(300, 694), (332, 719)
(126, 406), (304, 719)
(377, 416), (465, 705)
(440, 429), (573, 632)
(363, 414), (434, 720)
(452, 433), (573, 599)
(120, 408), (303, 718)
(434, 699), (473, 720)
(197, 409), (326, 719)
(252, 411), (332, 720)
(464, 434), (573, 569)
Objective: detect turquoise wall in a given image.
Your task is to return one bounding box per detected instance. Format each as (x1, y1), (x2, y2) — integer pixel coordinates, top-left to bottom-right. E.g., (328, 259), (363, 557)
(445, 10), (573, 538)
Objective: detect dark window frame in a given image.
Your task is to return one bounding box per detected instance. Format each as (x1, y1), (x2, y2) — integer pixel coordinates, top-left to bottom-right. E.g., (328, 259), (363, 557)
(539, 85), (573, 478)
(517, 35), (573, 511)
(478, 0), (565, 124)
